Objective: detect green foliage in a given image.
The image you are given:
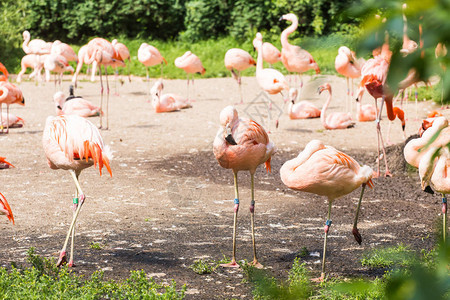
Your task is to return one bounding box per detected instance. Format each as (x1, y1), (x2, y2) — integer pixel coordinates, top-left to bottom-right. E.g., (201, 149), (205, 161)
(360, 243), (417, 268)
(0, 248), (186, 299)
(90, 242), (104, 250)
(189, 259), (214, 275)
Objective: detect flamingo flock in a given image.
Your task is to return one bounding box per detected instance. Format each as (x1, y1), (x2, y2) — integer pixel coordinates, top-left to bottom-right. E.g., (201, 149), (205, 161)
(0, 9), (448, 284)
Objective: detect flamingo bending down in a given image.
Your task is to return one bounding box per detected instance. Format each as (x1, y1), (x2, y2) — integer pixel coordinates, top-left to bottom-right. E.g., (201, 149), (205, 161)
(386, 107), (406, 145)
(254, 32), (289, 129)
(43, 114), (112, 267)
(53, 86), (102, 118)
(252, 37), (281, 67)
(22, 30), (52, 55)
(280, 140), (373, 280)
(335, 46), (363, 112)
(44, 53), (74, 90)
(150, 80), (192, 113)
(419, 146), (449, 242)
(213, 106), (276, 268)
(17, 54), (47, 83)
(319, 83), (354, 130)
(174, 51), (205, 100)
(288, 88), (320, 119)
(224, 48), (256, 104)
(0, 81), (25, 134)
(280, 13), (320, 88)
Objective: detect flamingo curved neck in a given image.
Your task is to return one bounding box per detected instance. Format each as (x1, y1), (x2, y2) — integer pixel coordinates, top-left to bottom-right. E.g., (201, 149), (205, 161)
(256, 42), (264, 72)
(320, 90), (332, 128)
(281, 18), (298, 48)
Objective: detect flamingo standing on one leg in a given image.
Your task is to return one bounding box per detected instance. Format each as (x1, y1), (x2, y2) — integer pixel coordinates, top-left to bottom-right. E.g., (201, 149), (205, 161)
(0, 81), (25, 134)
(319, 83), (354, 130)
(44, 53), (74, 90)
(252, 37), (281, 67)
(175, 51), (206, 101)
(288, 88), (320, 119)
(254, 32), (289, 129)
(280, 139), (373, 280)
(213, 105), (276, 268)
(279, 13), (320, 88)
(111, 39), (131, 95)
(150, 80), (192, 113)
(138, 43), (167, 97)
(224, 48), (256, 104)
(42, 114), (112, 267)
(53, 86), (102, 118)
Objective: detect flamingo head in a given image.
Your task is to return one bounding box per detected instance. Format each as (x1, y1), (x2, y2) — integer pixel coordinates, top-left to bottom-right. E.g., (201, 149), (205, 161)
(22, 30), (30, 41)
(219, 106), (238, 145)
(150, 80), (164, 97)
(318, 83), (331, 94)
(112, 39), (118, 46)
(279, 13), (297, 23)
(0, 193), (14, 224)
(253, 33), (263, 50)
(289, 88), (298, 103)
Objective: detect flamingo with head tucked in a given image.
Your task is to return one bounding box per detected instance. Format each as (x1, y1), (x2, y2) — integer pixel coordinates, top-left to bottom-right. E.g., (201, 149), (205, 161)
(175, 51), (205, 100)
(224, 48), (256, 104)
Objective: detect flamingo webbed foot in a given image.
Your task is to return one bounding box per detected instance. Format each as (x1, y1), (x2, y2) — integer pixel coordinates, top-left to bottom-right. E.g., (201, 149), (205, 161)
(68, 260), (76, 268)
(220, 260), (240, 268)
(352, 227), (362, 245)
(56, 251), (67, 267)
(249, 260), (263, 269)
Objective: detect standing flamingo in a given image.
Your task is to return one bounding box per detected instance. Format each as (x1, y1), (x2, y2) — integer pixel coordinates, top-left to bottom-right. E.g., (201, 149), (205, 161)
(44, 53), (74, 90)
(254, 32), (289, 129)
(252, 37), (281, 67)
(42, 114), (112, 267)
(53, 86), (102, 118)
(17, 54), (47, 83)
(224, 48), (256, 104)
(51, 41), (78, 62)
(0, 81), (25, 134)
(319, 83), (354, 130)
(150, 80), (192, 113)
(279, 13), (320, 88)
(138, 43), (167, 96)
(400, 3), (418, 56)
(71, 45), (91, 88)
(213, 106), (276, 268)
(111, 39), (131, 95)
(85, 38), (124, 129)
(280, 139), (373, 280)
(288, 88), (320, 119)
(174, 51), (206, 100)
(22, 30), (52, 55)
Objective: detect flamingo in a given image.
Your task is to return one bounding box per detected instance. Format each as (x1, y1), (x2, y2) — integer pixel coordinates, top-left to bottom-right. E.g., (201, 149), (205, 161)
(400, 3), (418, 56)
(150, 80), (192, 113)
(319, 83), (355, 130)
(42, 114), (112, 267)
(22, 30), (52, 55)
(174, 51), (205, 100)
(17, 54), (47, 83)
(85, 37), (125, 129)
(111, 39), (131, 94)
(335, 46), (363, 112)
(53, 86), (102, 118)
(51, 41), (78, 63)
(356, 98), (376, 122)
(279, 13), (320, 88)
(419, 146), (449, 242)
(0, 112), (24, 129)
(44, 53), (74, 90)
(252, 37), (281, 67)
(280, 139), (373, 280)
(386, 107), (406, 145)
(0, 62), (9, 82)
(288, 88), (321, 119)
(71, 45), (91, 88)
(0, 81), (25, 134)
(138, 43), (167, 96)
(254, 32), (289, 128)
(224, 48), (256, 104)
(213, 106), (276, 268)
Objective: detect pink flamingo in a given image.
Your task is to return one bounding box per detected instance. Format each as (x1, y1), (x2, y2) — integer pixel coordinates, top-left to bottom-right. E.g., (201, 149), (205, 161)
(335, 46), (363, 112)
(0, 112), (24, 129)
(213, 105), (276, 269)
(111, 39), (131, 94)
(419, 145), (449, 242)
(254, 32), (289, 128)
(252, 37), (281, 67)
(43, 114), (112, 267)
(0, 62), (9, 82)
(51, 41), (78, 62)
(386, 107), (406, 145)
(71, 45), (91, 88)
(319, 83), (355, 130)
(17, 54), (47, 83)
(44, 53), (74, 89)
(224, 48), (256, 103)
(400, 3), (418, 56)
(0, 81), (25, 134)
(85, 37), (125, 129)
(53, 86), (102, 118)
(279, 13), (320, 88)
(356, 98), (376, 122)
(288, 88), (320, 119)
(150, 80), (192, 113)
(22, 30), (52, 55)
(174, 51), (206, 100)
(280, 139), (373, 280)
(138, 43), (167, 96)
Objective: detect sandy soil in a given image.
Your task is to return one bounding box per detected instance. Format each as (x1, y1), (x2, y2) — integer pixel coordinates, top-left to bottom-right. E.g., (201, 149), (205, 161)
(0, 73), (448, 299)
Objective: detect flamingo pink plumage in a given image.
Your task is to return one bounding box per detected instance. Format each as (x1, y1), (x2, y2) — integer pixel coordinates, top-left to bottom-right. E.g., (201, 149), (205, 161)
(44, 53), (74, 89)
(17, 54), (47, 83)
(72, 45), (91, 88)
(213, 105), (276, 269)
(0, 62), (9, 82)
(356, 98), (376, 122)
(252, 37), (281, 67)
(175, 51), (205, 100)
(0, 81), (25, 134)
(0, 112), (24, 129)
(280, 139), (373, 280)
(22, 30), (52, 55)
(335, 46), (363, 112)
(288, 88), (320, 119)
(319, 83), (354, 130)
(53, 86), (102, 118)
(43, 114), (112, 267)
(111, 39), (131, 94)
(224, 48), (256, 103)
(150, 80), (192, 113)
(280, 13), (320, 87)
(400, 3), (418, 56)
(51, 41), (78, 62)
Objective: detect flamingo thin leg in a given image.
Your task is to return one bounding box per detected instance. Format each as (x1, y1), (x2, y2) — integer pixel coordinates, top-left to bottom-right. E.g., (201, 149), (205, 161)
(69, 185), (79, 267)
(221, 171), (240, 268)
(321, 200), (333, 280)
(99, 67), (103, 129)
(250, 174), (263, 268)
(352, 183), (366, 244)
(443, 194), (447, 243)
(105, 66), (110, 130)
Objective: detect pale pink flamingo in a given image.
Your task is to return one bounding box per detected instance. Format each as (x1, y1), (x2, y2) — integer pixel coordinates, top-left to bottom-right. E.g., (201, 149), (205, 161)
(288, 88), (320, 119)
(111, 39), (131, 94)
(150, 80), (192, 113)
(280, 139), (373, 280)
(319, 83), (354, 130)
(213, 105), (276, 269)
(174, 51), (205, 100)
(335, 46), (363, 112)
(0, 112), (24, 129)
(224, 48), (256, 103)
(85, 37), (125, 129)
(22, 30), (52, 55)
(356, 98), (376, 122)
(138, 43), (167, 96)
(53, 86), (102, 118)
(0, 191), (14, 224)
(43, 114), (112, 267)
(17, 54), (47, 83)
(280, 13), (320, 88)
(252, 37), (281, 67)
(44, 53), (74, 89)
(71, 45), (91, 88)
(254, 32), (289, 128)
(0, 81), (25, 134)
(51, 41), (78, 62)
(419, 145), (449, 242)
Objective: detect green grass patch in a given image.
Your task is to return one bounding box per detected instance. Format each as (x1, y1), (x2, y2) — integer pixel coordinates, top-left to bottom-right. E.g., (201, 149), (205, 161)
(188, 256), (229, 275)
(360, 243), (417, 269)
(0, 248), (185, 299)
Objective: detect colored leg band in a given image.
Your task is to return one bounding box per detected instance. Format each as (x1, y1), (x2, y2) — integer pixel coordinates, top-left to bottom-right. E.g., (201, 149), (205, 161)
(325, 220), (332, 226)
(234, 198), (239, 205)
(443, 197), (447, 204)
(250, 200), (255, 206)
(73, 197), (79, 204)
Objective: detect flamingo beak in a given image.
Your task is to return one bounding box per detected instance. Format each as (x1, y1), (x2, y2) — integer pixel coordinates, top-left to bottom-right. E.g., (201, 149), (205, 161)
(279, 16), (284, 21)
(225, 124), (237, 145)
(317, 87), (324, 94)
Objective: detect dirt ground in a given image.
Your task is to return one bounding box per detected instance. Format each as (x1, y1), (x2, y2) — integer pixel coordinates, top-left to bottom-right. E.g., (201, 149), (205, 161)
(0, 73), (448, 299)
